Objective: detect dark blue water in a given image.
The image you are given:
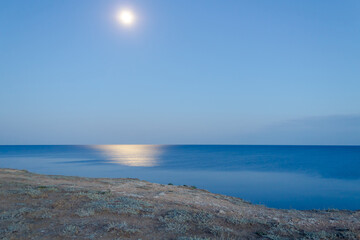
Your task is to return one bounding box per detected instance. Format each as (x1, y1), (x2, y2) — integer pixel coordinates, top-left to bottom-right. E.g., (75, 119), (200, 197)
(1, 145), (360, 210)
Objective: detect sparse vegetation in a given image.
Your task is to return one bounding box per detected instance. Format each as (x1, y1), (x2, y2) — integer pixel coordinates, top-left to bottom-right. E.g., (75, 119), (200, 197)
(0, 168), (359, 239)
(84, 195), (153, 215)
(207, 225), (234, 237)
(178, 237), (210, 240)
(105, 221), (140, 234)
(62, 224), (79, 236)
(75, 208), (95, 217)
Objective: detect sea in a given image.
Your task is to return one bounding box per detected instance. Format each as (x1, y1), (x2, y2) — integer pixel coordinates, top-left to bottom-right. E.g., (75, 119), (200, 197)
(1, 145), (359, 210)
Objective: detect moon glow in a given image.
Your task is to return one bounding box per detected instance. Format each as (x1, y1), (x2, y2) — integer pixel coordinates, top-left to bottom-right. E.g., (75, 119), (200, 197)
(117, 9), (135, 26)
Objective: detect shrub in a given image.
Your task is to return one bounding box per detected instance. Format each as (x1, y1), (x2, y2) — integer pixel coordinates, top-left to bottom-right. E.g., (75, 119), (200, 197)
(105, 221), (139, 234)
(5, 223), (29, 234)
(192, 212), (213, 225)
(178, 237), (210, 240)
(75, 208), (95, 217)
(158, 218), (188, 234)
(37, 185), (59, 192)
(164, 209), (192, 222)
(208, 225), (234, 237)
(62, 225), (79, 236)
(29, 208), (53, 219)
(25, 188), (42, 197)
(77, 190), (111, 200)
(0, 207), (34, 221)
(87, 196), (152, 215)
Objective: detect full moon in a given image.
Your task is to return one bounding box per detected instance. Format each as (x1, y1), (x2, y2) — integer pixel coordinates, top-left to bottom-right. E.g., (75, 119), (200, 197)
(117, 9), (135, 26)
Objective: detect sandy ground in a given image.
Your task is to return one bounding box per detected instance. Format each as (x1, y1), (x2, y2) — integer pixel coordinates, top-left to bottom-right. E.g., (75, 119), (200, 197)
(0, 168), (359, 239)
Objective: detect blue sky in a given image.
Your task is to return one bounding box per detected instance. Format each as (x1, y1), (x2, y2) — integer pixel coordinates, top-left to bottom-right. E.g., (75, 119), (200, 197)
(1, 0), (359, 144)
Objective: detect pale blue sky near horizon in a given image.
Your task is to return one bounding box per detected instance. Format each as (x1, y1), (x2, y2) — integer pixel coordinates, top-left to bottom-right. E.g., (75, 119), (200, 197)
(1, 0), (360, 145)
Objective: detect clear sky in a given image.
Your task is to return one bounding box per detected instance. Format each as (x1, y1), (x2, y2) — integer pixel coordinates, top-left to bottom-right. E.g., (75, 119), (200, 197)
(1, 0), (359, 145)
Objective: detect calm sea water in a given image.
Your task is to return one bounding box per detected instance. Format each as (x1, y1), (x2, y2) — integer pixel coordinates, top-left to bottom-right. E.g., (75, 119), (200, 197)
(1, 145), (359, 210)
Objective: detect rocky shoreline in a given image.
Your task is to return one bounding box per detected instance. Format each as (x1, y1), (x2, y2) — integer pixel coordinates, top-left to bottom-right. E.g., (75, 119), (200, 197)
(0, 168), (359, 239)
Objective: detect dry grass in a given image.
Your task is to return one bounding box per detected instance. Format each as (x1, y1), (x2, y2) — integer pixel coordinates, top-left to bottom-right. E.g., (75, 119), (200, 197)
(0, 168), (359, 239)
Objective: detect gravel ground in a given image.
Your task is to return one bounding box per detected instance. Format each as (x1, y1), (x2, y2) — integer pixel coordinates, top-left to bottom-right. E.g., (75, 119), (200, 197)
(0, 168), (359, 239)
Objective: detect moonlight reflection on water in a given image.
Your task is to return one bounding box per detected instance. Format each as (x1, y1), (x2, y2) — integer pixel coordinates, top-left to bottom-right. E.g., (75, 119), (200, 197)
(91, 145), (163, 167)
